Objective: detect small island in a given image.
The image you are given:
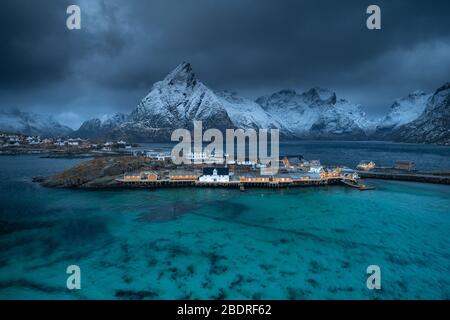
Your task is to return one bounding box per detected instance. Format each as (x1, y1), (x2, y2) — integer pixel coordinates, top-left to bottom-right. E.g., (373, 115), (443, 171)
(31, 148), (449, 193)
(34, 152), (363, 189)
(33, 149), (450, 191)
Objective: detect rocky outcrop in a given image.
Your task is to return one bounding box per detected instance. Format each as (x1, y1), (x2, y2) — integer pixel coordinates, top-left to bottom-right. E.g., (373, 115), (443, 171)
(39, 156), (150, 188)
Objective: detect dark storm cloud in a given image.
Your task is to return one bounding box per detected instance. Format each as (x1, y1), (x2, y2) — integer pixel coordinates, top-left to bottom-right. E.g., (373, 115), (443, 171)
(1, 0), (449, 127)
(0, 0), (126, 89)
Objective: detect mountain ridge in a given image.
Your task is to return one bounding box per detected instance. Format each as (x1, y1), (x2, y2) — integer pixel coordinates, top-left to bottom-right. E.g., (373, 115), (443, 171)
(6, 62), (447, 144)
(72, 63), (449, 144)
(389, 82), (450, 144)
(0, 108), (73, 137)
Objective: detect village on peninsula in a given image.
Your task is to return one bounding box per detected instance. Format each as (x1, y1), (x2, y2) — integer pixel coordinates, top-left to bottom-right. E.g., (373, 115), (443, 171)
(36, 148), (370, 190)
(2, 132), (449, 189)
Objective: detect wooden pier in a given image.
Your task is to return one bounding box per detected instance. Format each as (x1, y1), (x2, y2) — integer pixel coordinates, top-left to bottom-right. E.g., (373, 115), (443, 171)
(115, 179), (196, 188)
(116, 170), (450, 189)
(115, 177), (345, 189)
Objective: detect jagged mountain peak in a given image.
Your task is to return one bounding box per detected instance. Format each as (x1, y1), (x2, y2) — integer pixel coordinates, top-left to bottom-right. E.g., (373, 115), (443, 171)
(215, 90), (242, 101)
(390, 81), (450, 144)
(409, 90), (427, 97)
(375, 90), (431, 133)
(104, 112), (127, 122)
(256, 87), (369, 138)
(258, 87), (337, 107)
(424, 82), (449, 112)
(435, 82), (450, 93)
(429, 82), (450, 106)
(392, 90), (430, 108)
(80, 118), (101, 128)
(162, 61), (197, 88)
(301, 87), (337, 105)
(255, 89), (301, 111)
(274, 89), (298, 97)
(68, 61), (448, 144)
(101, 112), (128, 127)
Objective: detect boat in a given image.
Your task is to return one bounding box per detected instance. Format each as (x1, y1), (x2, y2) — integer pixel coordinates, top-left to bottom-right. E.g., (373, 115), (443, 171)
(356, 160), (376, 171)
(341, 179), (375, 191)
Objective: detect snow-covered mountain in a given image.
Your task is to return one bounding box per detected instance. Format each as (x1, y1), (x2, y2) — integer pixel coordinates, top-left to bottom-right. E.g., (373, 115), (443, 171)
(71, 62), (449, 144)
(215, 90), (285, 131)
(72, 112), (128, 139)
(0, 109), (73, 137)
(73, 62), (288, 141)
(375, 90), (431, 137)
(390, 83), (450, 144)
(256, 88), (374, 139)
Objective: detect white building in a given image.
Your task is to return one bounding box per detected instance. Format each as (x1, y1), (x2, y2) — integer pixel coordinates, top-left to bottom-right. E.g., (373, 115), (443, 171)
(186, 151), (224, 164)
(199, 167), (230, 183)
(236, 160), (255, 166)
(144, 151), (171, 160)
(309, 165), (324, 174)
(156, 153), (171, 161)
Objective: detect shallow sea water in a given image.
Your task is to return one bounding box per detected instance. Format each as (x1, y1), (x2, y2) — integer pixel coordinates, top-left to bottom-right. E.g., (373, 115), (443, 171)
(0, 144), (449, 299)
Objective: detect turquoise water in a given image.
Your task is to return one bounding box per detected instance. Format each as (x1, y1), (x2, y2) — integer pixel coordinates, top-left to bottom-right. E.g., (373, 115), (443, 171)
(0, 146), (449, 299)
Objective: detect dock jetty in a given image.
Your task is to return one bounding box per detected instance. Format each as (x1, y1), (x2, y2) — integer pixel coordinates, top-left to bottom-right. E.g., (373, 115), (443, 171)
(353, 160), (450, 185)
(115, 176), (347, 189)
(357, 171), (450, 185)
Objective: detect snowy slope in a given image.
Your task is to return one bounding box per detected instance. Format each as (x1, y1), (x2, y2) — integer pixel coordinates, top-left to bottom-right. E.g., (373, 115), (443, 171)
(376, 91), (431, 135)
(125, 63), (232, 133)
(72, 112), (128, 139)
(390, 83), (450, 144)
(71, 62), (448, 143)
(215, 90), (286, 131)
(256, 88), (372, 138)
(0, 109), (73, 137)
(74, 62), (287, 141)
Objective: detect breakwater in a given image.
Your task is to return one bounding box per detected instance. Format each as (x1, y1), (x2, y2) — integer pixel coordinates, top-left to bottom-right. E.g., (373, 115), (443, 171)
(358, 171), (450, 184)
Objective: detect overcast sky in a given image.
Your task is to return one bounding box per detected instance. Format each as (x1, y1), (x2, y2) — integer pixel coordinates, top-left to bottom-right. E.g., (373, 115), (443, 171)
(1, 0), (449, 128)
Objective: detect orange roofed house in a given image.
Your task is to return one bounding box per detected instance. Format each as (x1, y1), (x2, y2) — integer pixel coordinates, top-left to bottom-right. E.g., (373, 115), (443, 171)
(123, 171), (158, 182)
(169, 171), (199, 181)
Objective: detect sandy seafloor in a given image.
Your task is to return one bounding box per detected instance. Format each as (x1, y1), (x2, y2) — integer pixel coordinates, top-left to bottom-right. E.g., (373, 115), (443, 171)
(0, 142), (449, 299)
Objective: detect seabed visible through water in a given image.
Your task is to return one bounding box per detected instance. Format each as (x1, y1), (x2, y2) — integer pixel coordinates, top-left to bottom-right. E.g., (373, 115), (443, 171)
(0, 145), (449, 299)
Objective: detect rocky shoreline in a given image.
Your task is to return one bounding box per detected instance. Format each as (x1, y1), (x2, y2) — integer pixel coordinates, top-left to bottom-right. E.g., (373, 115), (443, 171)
(34, 156), (164, 188)
(35, 155), (450, 191)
